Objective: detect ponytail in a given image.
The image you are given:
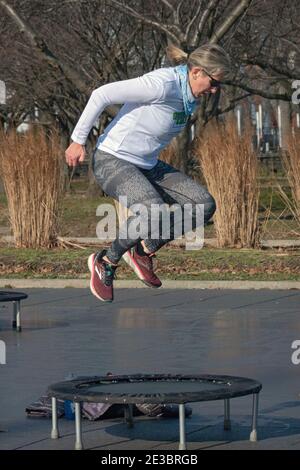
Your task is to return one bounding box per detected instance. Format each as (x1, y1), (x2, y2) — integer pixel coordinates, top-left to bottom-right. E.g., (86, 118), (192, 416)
(166, 43), (231, 78)
(165, 44), (188, 65)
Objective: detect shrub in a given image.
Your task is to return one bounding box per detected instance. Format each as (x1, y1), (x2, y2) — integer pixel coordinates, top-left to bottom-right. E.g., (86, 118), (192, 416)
(277, 131), (300, 227)
(195, 118), (260, 248)
(0, 127), (64, 247)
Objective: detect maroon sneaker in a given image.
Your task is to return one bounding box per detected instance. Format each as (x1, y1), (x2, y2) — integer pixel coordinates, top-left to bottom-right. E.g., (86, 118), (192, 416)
(88, 251), (117, 302)
(122, 246), (162, 288)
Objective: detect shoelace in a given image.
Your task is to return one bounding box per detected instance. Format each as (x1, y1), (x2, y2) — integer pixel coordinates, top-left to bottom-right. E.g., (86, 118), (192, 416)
(102, 263), (117, 286)
(96, 254), (117, 286)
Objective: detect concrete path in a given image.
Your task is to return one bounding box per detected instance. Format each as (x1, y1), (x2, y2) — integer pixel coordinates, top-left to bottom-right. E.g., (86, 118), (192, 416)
(1, 279), (300, 290)
(0, 288), (300, 450)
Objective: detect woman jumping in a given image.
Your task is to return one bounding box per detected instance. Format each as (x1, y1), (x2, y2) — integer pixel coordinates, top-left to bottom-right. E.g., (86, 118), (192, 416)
(65, 44), (231, 302)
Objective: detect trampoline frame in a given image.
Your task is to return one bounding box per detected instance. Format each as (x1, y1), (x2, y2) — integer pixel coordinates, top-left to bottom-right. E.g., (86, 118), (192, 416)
(48, 374), (262, 450)
(0, 291), (28, 332)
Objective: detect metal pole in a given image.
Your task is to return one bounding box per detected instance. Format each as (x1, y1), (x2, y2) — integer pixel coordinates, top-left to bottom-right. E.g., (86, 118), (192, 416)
(224, 399), (231, 430)
(277, 105), (282, 148)
(75, 402), (83, 450)
(16, 300), (21, 332)
(236, 107), (241, 136)
(124, 404), (134, 428)
(250, 393), (259, 442)
(12, 302), (17, 330)
(297, 113), (300, 128)
(178, 404), (187, 450)
(259, 104), (263, 139)
(256, 111), (260, 149)
(51, 397), (59, 439)
(0, 80), (6, 105)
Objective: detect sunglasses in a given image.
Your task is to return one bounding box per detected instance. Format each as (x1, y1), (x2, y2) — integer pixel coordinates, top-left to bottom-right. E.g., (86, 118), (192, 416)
(203, 70), (222, 88)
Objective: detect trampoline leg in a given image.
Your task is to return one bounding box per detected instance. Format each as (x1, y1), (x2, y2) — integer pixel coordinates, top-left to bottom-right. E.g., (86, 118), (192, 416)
(250, 393), (259, 442)
(178, 404), (187, 450)
(124, 404), (134, 428)
(16, 301), (21, 332)
(75, 402), (83, 450)
(13, 301), (21, 332)
(224, 399), (231, 431)
(51, 397), (59, 439)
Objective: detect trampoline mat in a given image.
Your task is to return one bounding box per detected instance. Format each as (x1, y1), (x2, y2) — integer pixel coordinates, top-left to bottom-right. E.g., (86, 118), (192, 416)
(48, 374), (262, 405)
(87, 380), (220, 395)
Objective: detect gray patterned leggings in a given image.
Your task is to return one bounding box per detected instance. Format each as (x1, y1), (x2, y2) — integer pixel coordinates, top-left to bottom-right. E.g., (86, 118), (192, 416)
(92, 149), (216, 264)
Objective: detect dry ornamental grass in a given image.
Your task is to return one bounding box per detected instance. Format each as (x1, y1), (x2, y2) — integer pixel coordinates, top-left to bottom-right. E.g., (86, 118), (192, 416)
(195, 119), (260, 248)
(278, 131), (300, 227)
(0, 127), (64, 247)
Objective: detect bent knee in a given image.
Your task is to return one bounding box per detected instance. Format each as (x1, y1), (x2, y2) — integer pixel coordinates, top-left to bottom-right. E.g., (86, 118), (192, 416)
(204, 195), (216, 221)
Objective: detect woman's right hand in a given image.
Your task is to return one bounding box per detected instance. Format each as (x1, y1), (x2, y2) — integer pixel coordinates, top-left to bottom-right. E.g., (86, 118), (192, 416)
(65, 142), (86, 167)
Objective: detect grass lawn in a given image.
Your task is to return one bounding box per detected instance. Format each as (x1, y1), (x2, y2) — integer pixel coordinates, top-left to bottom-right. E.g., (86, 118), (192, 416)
(0, 245), (299, 281)
(1, 180), (299, 239)
(0, 176), (299, 281)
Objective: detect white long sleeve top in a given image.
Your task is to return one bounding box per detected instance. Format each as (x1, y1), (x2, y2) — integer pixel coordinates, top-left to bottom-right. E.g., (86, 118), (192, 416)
(71, 67), (195, 169)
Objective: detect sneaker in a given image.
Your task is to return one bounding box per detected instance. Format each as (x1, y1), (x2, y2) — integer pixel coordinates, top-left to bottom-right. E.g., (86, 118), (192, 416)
(88, 251), (117, 302)
(122, 245), (162, 288)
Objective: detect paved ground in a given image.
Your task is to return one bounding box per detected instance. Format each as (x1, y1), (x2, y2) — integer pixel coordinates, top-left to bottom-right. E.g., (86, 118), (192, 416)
(1, 279), (300, 290)
(0, 287), (300, 450)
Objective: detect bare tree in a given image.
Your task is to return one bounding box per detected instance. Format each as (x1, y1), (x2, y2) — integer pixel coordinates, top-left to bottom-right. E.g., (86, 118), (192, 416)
(1, 0), (300, 170)
(103, 0), (255, 171)
(104, 0), (300, 162)
(0, 0), (164, 192)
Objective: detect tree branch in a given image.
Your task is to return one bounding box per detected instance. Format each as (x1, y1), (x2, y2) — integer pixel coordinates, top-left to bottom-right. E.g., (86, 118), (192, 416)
(225, 80), (291, 101)
(214, 92), (251, 119)
(279, 37), (300, 56)
(175, 0), (184, 24)
(210, 0), (253, 44)
(161, 0), (173, 12)
(193, 0), (220, 44)
(0, 0), (121, 120)
(108, 0), (183, 44)
(184, 0), (204, 44)
(244, 58), (300, 80)
(0, 0), (88, 94)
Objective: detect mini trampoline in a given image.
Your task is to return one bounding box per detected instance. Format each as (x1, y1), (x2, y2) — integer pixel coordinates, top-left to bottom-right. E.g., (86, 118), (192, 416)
(47, 373), (262, 450)
(0, 291), (28, 332)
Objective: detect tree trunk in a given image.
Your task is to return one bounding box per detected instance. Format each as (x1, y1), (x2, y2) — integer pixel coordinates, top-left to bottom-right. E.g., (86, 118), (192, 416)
(86, 138), (104, 198)
(173, 125), (190, 173)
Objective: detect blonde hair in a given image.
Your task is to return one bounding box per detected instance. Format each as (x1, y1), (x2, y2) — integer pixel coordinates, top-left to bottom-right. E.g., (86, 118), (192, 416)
(166, 43), (231, 78)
